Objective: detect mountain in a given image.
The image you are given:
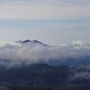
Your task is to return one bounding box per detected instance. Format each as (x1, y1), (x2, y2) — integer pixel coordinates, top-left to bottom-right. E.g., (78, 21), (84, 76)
(18, 40), (48, 46)
(0, 63), (70, 87)
(0, 63), (90, 90)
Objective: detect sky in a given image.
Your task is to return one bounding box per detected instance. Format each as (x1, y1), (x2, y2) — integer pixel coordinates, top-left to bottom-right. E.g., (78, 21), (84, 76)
(0, 0), (90, 45)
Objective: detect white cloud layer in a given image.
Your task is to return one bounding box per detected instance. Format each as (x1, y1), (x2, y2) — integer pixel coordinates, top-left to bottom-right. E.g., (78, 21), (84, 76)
(0, 40), (90, 67)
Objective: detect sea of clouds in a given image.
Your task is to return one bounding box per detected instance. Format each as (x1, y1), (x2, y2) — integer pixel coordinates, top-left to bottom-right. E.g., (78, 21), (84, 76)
(0, 40), (90, 67)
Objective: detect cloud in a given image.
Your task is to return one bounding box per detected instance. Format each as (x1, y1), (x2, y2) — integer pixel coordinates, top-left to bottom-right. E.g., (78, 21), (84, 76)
(0, 40), (90, 67)
(0, 0), (89, 21)
(0, 0), (89, 20)
(71, 72), (90, 81)
(0, 5), (90, 20)
(69, 64), (90, 80)
(72, 40), (90, 49)
(0, 0), (90, 5)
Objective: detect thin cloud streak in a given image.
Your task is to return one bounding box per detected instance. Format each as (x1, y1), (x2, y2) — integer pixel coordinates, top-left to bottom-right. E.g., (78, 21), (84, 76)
(0, 5), (89, 20)
(0, 0), (90, 6)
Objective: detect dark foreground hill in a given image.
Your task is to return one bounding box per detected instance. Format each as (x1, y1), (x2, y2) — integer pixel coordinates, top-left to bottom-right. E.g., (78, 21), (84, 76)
(0, 64), (70, 87)
(0, 63), (90, 90)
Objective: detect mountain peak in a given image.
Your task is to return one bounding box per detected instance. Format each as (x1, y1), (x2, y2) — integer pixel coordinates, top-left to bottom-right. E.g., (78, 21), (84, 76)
(19, 40), (30, 43)
(18, 40), (47, 46)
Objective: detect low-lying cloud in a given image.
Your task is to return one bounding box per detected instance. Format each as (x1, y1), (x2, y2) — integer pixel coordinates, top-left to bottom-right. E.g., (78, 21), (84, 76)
(0, 40), (90, 67)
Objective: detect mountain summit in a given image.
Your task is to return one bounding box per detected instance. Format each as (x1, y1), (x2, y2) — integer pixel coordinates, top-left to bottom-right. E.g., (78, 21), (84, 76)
(18, 40), (47, 46)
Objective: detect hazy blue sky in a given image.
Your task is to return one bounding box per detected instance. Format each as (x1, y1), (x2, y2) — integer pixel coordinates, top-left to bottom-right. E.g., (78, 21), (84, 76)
(0, 0), (90, 45)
